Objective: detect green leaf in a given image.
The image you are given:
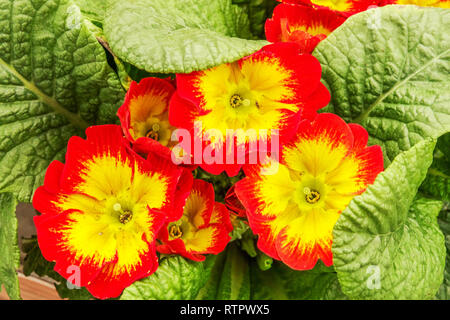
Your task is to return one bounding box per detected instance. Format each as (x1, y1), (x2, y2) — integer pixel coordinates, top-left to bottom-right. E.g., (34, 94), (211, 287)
(195, 251), (227, 300)
(121, 61), (170, 84)
(332, 139), (446, 299)
(22, 236), (58, 279)
(0, 193), (20, 300)
(437, 132), (450, 160)
(420, 133), (450, 202)
(0, 0), (125, 202)
(420, 158), (449, 202)
(232, 0), (277, 38)
(195, 244), (251, 300)
(313, 6), (450, 166)
(104, 0), (268, 74)
(74, 0), (105, 25)
(120, 255), (216, 300)
(54, 280), (94, 300)
(216, 243), (251, 299)
(250, 261), (347, 300)
(436, 205), (450, 300)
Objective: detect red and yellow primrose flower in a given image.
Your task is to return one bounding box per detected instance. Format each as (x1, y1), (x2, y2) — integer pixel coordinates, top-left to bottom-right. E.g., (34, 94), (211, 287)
(265, 4), (346, 53)
(157, 178), (233, 261)
(170, 42), (330, 176)
(235, 113), (384, 270)
(32, 125), (188, 299)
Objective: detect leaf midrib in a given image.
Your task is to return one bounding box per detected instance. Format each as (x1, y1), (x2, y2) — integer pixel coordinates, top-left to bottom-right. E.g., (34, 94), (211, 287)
(354, 48), (450, 123)
(0, 57), (89, 131)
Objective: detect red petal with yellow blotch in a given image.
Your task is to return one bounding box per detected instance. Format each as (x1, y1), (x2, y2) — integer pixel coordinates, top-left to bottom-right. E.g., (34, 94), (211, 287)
(84, 210), (163, 299)
(117, 77), (176, 148)
(235, 113), (383, 270)
(33, 125), (183, 299)
(33, 209), (118, 288)
(168, 92), (202, 133)
(157, 179), (233, 261)
(265, 4), (346, 53)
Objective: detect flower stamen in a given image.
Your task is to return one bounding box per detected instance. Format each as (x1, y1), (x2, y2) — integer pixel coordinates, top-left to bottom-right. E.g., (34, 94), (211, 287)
(230, 94), (243, 108)
(113, 202), (133, 224)
(304, 188), (321, 204)
(145, 123), (161, 140)
(169, 224), (183, 239)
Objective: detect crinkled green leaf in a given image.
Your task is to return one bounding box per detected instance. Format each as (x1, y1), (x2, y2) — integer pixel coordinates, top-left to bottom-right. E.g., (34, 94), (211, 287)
(104, 0), (268, 74)
(74, 0), (104, 25)
(250, 261), (347, 300)
(232, 0), (277, 38)
(120, 256), (216, 300)
(0, 193), (20, 300)
(436, 206), (450, 300)
(333, 139), (446, 299)
(0, 0), (125, 202)
(313, 6), (450, 166)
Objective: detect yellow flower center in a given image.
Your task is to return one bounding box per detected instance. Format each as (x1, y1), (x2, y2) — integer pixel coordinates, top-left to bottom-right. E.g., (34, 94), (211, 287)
(169, 224), (183, 239)
(113, 202), (133, 224)
(145, 123), (161, 141)
(304, 188), (321, 204)
(230, 94), (251, 109)
(195, 60), (299, 136)
(293, 174), (328, 210)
